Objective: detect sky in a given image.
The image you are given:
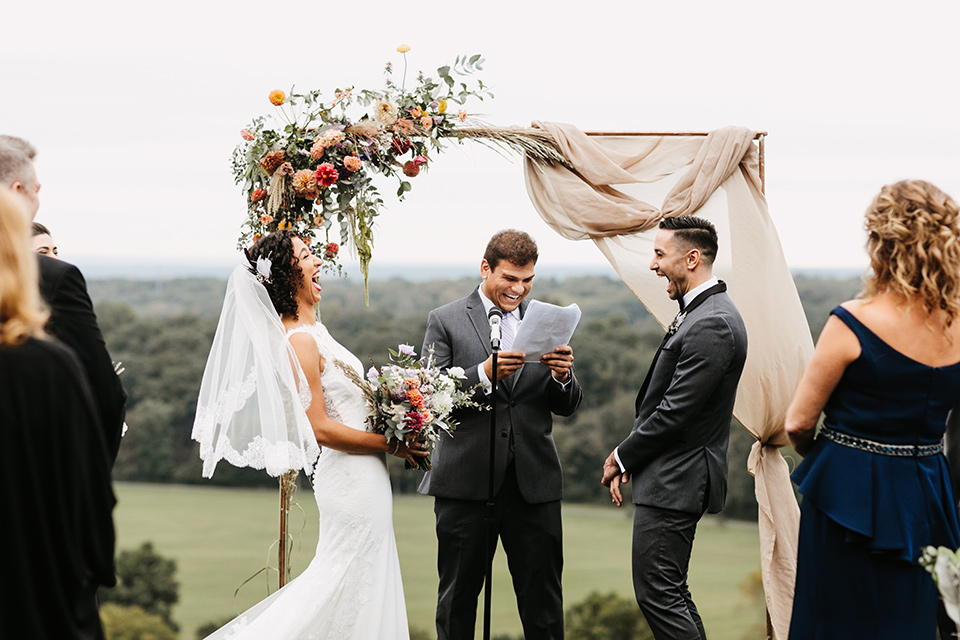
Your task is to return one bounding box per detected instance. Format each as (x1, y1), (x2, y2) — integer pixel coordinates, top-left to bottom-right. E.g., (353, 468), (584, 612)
(4, 0), (959, 279)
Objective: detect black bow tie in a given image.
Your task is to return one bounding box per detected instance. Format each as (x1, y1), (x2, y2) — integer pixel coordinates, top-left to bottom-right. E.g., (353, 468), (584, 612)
(678, 297), (686, 313)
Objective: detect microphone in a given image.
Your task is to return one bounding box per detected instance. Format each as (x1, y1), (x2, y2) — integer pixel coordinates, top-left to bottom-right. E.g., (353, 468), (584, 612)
(488, 307), (503, 350)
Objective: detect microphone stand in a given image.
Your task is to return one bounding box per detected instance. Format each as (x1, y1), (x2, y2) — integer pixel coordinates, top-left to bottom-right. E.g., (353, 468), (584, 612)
(483, 341), (498, 640)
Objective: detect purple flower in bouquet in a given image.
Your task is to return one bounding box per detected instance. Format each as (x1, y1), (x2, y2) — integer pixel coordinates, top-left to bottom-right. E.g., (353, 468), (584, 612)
(398, 344), (416, 357)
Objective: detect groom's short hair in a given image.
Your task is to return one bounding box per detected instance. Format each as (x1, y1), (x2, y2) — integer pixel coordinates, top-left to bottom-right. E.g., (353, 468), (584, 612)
(483, 229), (538, 270)
(0, 135), (36, 186)
(659, 216), (718, 265)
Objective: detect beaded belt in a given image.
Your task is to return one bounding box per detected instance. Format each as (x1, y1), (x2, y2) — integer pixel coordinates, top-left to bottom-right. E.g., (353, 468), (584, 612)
(819, 426), (943, 457)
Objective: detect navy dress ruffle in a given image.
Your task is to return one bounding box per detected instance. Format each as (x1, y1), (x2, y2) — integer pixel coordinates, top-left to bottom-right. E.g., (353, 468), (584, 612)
(789, 306), (960, 639)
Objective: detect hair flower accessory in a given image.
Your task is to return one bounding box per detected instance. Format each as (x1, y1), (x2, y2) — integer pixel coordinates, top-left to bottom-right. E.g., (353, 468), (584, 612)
(255, 255), (273, 284)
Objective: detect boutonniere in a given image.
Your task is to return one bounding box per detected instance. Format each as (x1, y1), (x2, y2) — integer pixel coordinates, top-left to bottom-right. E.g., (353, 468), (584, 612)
(666, 311), (687, 336)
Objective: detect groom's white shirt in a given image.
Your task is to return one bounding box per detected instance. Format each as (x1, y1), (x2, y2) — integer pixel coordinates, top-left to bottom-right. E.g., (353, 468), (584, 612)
(614, 277), (719, 473)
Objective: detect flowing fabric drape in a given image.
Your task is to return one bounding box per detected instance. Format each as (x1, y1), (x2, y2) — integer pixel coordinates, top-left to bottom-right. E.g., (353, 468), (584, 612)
(524, 123), (812, 639)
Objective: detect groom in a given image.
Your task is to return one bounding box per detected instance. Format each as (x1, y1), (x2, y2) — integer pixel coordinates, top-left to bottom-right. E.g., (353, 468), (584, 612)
(602, 216), (747, 640)
(420, 229), (582, 640)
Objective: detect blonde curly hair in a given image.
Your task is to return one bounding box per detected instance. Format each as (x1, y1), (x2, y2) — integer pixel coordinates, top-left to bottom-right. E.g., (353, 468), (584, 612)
(0, 189), (47, 345)
(862, 179), (960, 328)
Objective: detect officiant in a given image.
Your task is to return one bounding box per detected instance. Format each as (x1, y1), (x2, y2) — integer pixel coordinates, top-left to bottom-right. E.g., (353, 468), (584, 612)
(419, 229), (583, 640)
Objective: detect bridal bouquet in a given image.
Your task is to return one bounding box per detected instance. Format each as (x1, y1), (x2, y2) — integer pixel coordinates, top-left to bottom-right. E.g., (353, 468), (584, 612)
(338, 344), (482, 471)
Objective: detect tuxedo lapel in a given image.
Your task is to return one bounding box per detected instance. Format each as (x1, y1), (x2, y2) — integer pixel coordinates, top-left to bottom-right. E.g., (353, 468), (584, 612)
(634, 281), (728, 416)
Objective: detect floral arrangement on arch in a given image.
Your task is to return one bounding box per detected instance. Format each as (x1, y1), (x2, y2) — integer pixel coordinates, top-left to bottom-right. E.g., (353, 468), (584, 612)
(337, 344), (484, 471)
(231, 46), (491, 288)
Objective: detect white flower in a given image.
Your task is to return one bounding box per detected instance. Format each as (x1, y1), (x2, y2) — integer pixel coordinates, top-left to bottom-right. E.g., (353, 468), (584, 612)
(432, 390), (453, 415)
(446, 366), (466, 379)
(256, 256), (272, 282)
(398, 344), (416, 357)
(374, 100), (398, 125)
(366, 366), (379, 381)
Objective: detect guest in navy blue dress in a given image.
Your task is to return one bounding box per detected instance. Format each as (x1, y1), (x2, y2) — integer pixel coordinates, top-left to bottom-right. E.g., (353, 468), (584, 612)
(786, 179), (960, 639)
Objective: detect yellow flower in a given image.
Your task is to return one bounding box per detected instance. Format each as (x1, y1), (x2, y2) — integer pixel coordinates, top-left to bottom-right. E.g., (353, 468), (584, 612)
(437, 99), (447, 114)
(396, 44), (411, 53)
(269, 90), (286, 106)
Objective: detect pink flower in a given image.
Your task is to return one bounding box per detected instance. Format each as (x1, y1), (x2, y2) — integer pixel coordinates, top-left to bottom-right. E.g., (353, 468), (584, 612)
(315, 163), (339, 187)
(403, 161), (420, 178)
(310, 139), (326, 160)
(413, 155), (427, 166)
(405, 411), (425, 432)
(343, 155), (362, 172)
(420, 116), (433, 130)
(250, 188), (267, 203)
(325, 242), (339, 257)
(278, 162), (294, 176)
(322, 129), (345, 146)
(241, 129), (256, 141)
(259, 214), (273, 225)
(458, 110), (467, 122)
(292, 169), (319, 199)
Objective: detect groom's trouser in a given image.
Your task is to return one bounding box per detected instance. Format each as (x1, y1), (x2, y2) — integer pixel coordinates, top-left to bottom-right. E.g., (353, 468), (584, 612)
(632, 504), (707, 640)
(433, 463), (564, 640)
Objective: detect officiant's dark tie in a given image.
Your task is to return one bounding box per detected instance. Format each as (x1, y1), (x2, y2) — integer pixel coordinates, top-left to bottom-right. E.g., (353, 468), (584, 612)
(633, 281), (727, 418)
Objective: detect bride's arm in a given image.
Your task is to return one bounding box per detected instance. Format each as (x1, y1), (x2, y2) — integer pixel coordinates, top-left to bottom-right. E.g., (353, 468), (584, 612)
(288, 333), (424, 464)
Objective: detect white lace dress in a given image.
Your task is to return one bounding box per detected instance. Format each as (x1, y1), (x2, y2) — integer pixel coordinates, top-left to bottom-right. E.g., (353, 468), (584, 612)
(205, 322), (410, 640)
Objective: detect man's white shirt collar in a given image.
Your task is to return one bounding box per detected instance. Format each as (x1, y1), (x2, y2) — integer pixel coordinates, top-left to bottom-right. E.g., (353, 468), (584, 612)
(682, 277), (719, 310)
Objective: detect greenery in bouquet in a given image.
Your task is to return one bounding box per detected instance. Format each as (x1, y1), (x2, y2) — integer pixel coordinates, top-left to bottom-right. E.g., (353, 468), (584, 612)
(231, 46), (491, 294)
(920, 545), (960, 631)
(337, 344), (484, 471)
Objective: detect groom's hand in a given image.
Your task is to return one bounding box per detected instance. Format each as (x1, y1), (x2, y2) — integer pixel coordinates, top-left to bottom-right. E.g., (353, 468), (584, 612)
(601, 451), (630, 507)
(483, 351), (526, 381)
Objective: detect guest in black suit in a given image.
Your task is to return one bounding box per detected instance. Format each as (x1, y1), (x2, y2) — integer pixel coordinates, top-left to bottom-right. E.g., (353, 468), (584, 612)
(0, 135), (126, 462)
(0, 188), (116, 639)
(602, 216), (748, 640)
(420, 229), (583, 640)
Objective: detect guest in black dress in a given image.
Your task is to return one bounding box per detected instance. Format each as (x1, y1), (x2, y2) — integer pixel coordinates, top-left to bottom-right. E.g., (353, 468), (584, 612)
(786, 180), (960, 639)
(0, 189), (116, 639)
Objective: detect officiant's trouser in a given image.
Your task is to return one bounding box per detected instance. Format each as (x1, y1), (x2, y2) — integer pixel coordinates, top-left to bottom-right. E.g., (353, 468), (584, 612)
(433, 462), (564, 640)
(632, 504), (707, 640)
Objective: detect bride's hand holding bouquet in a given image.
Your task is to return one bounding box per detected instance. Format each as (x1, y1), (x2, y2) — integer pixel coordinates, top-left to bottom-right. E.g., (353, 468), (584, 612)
(338, 343), (483, 470)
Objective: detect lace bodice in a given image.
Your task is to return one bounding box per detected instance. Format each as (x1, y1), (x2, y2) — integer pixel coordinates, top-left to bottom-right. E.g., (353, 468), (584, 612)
(286, 322), (369, 432)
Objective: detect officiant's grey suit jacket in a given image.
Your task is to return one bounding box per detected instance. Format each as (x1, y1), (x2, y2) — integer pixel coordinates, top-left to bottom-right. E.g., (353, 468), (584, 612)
(418, 290), (582, 503)
(619, 290), (747, 514)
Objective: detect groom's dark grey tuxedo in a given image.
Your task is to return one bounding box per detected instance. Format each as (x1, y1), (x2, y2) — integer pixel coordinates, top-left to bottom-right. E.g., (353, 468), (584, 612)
(619, 282), (747, 639)
(420, 288), (582, 640)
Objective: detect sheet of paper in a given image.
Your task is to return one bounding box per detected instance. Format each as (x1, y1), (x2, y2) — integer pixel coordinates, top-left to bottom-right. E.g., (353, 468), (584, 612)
(512, 300), (582, 362)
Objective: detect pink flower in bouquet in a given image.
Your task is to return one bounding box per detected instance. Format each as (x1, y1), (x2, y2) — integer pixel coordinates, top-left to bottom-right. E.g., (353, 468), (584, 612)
(241, 129), (256, 141)
(292, 170), (319, 199)
(391, 138), (411, 155)
(405, 410), (425, 432)
(315, 163), (339, 187)
(423, 410), (434, 424)
(310, 139), (326, 160)
(420, 116), (433, 130)
(458, 110), (467, 122)
(269, 90), (286, 106)
(395, 119), (415, 135)
(413, 155), (427, 166)
(403, 161), (420, 177)
(250, 188), (267, 203)
(322, 129), (345, 146)
(343, 155), (362, 172)
(407, 388), (426, 410)
(366, 366), (379, 381)
(278, 162), (295, 176)
(324, 242), (339, 257)
(410, 107), (423, 118)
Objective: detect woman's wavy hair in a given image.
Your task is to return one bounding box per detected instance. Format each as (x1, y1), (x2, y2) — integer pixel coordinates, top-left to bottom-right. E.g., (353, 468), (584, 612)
(862, 179), (960, 328)
(245, 230), (304, 321)
(0, 189), (48, 345)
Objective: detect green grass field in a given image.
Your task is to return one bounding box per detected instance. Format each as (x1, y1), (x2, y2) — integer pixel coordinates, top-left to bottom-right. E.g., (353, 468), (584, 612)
(113, 483), (765, 639)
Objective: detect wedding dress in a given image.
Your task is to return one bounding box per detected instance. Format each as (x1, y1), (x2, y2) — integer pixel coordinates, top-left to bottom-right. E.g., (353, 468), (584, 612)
(204, 321), (410, 640)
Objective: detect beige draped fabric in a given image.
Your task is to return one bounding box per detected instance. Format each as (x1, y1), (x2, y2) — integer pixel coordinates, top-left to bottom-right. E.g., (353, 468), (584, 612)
(524, 123), (813, 640)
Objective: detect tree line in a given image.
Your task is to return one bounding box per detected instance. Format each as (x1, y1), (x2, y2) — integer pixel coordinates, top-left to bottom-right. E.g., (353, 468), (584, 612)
(91, 272), (862, 521)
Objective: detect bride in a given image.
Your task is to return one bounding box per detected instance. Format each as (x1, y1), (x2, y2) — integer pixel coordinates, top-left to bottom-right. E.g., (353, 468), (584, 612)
(193, 230), (426, 639)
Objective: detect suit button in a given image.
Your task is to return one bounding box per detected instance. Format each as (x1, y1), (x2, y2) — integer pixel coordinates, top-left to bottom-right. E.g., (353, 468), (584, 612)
(510, 401), (517, 407)
(500, 431), (508, 438)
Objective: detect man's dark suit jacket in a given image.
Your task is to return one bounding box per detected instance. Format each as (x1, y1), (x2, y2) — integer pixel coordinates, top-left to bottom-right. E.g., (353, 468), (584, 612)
(38, 255), (126, 463)
(619, 290), (747, 514)
(418, 290), (582, 503)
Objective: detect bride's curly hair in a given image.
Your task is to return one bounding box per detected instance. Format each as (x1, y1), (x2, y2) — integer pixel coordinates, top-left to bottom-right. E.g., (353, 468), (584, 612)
(246, 230), (304, 321)
(862, 179), (960, 329)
